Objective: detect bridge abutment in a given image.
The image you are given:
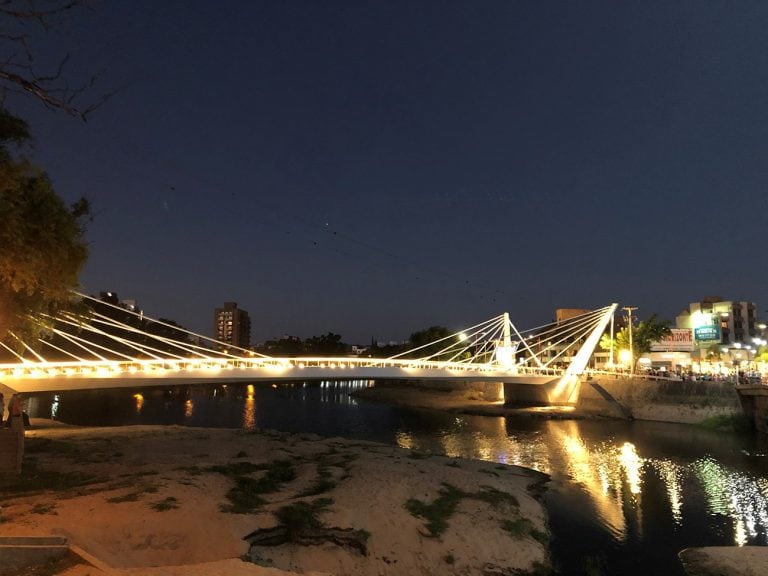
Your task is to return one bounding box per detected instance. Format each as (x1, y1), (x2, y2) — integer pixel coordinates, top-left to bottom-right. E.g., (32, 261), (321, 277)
(377, 379), (505, 402)
(736, 385), (768, 433)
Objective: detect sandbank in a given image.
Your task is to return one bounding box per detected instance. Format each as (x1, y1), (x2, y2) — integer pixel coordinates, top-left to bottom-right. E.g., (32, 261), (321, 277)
(0, 421), (550, 576)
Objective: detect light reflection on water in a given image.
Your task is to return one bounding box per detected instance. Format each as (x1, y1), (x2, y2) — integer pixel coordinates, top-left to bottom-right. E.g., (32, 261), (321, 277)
(693, 457), (768, 546)
(24, 381), (768, 575)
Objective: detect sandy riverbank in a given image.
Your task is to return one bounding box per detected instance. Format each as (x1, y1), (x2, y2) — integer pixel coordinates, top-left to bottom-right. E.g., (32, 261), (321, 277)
(0, 421), (550, 576)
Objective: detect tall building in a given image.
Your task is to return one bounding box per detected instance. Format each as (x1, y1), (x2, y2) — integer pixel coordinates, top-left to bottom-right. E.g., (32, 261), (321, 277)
(214, 302), (251, 349)
(676, 296), (758, 347)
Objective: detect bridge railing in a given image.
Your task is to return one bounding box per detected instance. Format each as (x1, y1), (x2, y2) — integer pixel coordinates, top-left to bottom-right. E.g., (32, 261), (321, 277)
(0, 355), (575, 380)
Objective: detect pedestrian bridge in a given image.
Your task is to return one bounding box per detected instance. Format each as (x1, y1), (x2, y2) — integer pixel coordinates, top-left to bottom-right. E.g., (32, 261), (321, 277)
(0, 295), (618, 405)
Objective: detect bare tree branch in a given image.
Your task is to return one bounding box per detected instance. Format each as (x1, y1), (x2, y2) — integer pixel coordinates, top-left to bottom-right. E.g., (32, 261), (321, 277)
(0, 0), (106, 118)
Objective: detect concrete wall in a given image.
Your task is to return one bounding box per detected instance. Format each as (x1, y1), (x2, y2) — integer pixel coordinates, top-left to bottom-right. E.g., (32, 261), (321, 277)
(736, 386), (768, 433)
(0, 537), (70, 573)
(0, 427), (23, 476)
(579, 376), (742, 424)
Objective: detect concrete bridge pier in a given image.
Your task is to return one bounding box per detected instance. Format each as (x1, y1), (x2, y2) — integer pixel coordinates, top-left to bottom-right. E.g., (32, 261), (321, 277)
(503, 375), (579, 407)
(503, 382), (552, 406)
(736, 385), (768, 433)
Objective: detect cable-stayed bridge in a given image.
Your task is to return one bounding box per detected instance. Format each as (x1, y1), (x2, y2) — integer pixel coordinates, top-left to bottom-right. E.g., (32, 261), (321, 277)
(0, 294), (617, 404)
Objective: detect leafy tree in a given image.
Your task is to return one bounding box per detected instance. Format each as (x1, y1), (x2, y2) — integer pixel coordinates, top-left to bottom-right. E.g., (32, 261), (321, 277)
(258, 336), (304, 357)
(633, 314), (672, 354)
(304, 332), (348, 356)
(599, 314), (671, 360)
(0, 110), (90, 346)
(405, 326), (455, 359)
(367, 341), (407, 358)
(0, 3), (103, 350)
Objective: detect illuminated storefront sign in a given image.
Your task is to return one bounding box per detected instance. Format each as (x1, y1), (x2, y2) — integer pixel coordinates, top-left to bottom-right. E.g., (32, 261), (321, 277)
(690, 311), (722, 343)
(650, 329), (694, 352)
(694, 325), (721, 342)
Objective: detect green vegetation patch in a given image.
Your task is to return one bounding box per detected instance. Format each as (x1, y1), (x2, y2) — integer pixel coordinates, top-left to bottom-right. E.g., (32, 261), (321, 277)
(698, 414), (753, 434)
(107, 492), (141, 503)
(500, 518), (549, 545)
(217, 459), (297, 514)
(406, 483), (523, 538)
(474, 486), (519, 508)
(151, 496), (179, 511)
(275, 499), (330, 540)
(31, 502), (56, 515)
(298, 476), (336, 497)
(405, 483), (466, 537)
(222, 476), (268, 513)
(24, 437), (122, 465)
(0, 460), (104, 495)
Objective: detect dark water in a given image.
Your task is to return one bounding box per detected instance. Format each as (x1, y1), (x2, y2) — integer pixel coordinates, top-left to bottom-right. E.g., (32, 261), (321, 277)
(25, 381), (768, 576)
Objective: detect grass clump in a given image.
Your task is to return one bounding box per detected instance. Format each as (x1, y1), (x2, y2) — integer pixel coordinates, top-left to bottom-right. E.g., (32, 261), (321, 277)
(253, 459), (296, 492)
(0, 461), (103, 495)
(222, 476), (268, 513)
(500, 517), (549, 545)
(275, 498), (334, 541)
(275, 501), (322, 539)
(31, 502), (56, 515)
(151, 496), (179, 511)
(298, 462), (337, 497)
(474, 486), (519, 508)
(107, 492), (141, 503)
(299, 477), (336, 497)
(219, 459), (297, 514)
(405, 483), (466, 537)
(406, 483), (525, 539)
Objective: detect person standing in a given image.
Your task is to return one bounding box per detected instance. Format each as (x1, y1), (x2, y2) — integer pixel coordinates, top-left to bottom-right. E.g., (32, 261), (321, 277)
(8, 394), (23, 431)
(0, 393), (5, 426)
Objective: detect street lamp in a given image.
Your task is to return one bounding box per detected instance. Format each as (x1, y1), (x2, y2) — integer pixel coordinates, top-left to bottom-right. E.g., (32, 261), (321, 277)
(622, 306), (638, 374)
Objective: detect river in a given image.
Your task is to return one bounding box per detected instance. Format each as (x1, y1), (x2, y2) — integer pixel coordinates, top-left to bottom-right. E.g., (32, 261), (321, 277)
(24, 380), (768, 575)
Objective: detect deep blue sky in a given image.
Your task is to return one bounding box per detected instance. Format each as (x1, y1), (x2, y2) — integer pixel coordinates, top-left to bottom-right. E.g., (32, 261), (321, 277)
(10, 1), (768, 343)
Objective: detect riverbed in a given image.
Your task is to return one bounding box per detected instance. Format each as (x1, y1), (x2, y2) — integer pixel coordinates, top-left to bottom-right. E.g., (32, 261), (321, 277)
(25, 381), (768, 575)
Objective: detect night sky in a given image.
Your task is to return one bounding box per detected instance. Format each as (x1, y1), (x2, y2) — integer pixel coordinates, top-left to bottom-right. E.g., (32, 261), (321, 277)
(10, 1), (768, 343)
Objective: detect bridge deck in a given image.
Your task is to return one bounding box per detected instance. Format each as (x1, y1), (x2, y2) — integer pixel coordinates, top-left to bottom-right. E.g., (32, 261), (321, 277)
(0, 358), (562, 394)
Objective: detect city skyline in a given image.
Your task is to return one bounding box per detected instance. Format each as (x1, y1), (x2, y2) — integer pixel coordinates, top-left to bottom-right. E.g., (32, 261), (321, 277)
(9, 1), (768, 342)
